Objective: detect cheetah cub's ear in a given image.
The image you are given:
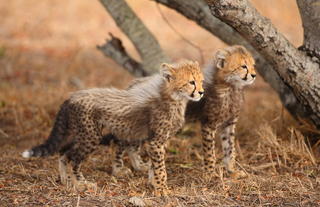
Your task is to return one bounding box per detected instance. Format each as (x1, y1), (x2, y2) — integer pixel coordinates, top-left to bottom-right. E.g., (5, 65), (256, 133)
(160, 63), (174, 82)
(215, 49), (228, 69)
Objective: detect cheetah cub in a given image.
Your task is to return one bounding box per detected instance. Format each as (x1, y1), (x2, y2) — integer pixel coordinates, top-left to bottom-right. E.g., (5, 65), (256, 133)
(105, 45), (256, 179)
(188, 45), (256, 178)
(22, 60), (204, 195)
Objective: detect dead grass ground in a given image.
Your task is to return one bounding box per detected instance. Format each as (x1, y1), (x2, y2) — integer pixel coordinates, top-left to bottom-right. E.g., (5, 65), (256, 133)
(0, 0), (320, 206)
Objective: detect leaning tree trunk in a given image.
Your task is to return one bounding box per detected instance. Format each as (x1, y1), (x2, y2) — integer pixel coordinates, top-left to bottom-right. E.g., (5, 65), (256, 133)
(205, 0), (320, 129)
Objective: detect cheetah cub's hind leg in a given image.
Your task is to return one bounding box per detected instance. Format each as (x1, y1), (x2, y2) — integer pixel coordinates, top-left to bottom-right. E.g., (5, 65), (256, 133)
(58, 155), (70, 186)
(112, 143), (133, 178)
(220, 122), (246, 179)
(64, 141), (98, 191)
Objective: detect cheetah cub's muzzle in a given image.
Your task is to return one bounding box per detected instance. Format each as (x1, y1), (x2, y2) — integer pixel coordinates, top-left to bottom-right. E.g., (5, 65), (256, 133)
(187, 80), (204, 102)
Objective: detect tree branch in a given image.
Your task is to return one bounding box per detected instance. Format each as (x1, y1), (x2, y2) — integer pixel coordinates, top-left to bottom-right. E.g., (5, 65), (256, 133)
(154, 0), (247, 47)
(154, 0), (303, 121)
(99, 0), (168, 74)
(296, 0), (320, 60)
(206, 0), (320, 128)
(97, 33), (147, 77)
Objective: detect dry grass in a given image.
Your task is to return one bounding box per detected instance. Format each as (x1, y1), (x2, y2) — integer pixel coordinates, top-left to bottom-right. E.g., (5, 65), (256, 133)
(1, 0), (320, 206)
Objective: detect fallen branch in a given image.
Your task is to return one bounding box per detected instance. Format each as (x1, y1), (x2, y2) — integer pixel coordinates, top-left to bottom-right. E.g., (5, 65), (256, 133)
(97, 33), (147, 77)
(99, 0), (168, 74)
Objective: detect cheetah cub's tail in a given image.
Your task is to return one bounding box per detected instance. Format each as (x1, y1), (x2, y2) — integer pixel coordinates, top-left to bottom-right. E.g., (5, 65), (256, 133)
(22, 101), (69, 158)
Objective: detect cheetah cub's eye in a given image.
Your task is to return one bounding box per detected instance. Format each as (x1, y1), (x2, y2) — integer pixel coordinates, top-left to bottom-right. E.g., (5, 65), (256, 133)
(241, 65), (248, 69)
(189, 81), (195, 85)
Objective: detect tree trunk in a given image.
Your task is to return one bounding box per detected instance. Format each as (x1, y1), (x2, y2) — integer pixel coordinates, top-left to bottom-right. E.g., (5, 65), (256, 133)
(206, 0), (320, 129)
(296, 0), (320, 60)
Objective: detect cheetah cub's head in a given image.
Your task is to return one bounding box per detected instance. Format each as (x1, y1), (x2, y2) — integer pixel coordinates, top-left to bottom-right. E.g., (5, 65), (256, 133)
(160, 60), (204, 102)
(215, 45), (256, 87)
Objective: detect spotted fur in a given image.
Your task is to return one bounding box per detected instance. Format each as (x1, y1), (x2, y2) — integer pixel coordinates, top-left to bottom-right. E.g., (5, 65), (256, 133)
(22, 60), (204, 195)
(104, 45), (256, 178)
(194, 45), (256, 177)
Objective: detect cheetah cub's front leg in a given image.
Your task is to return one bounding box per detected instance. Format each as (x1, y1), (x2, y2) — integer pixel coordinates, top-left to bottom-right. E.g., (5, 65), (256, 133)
(146, 140), (170, 196)
(220, 122), (246, 178)
(201, 124), (217, 178)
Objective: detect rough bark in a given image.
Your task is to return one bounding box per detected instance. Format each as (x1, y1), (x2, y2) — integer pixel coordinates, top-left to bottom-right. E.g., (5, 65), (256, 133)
(99, 0), (168, 74)
(154, 0), (302, 121)
(206, 0), (320, 128)
(97, 33), (147, 77)
(296, 0), (320, 60)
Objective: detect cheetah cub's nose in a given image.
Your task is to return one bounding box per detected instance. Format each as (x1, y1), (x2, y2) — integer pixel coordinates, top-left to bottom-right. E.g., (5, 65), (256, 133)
(251, 74), (256, 78)
(199, 91), (204, 96)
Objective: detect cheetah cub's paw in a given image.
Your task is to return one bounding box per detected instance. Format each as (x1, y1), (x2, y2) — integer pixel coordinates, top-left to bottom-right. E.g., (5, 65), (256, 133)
(112, 166), (133, 178)
(73, 180), (97, 192)
(154, 187), (171, 197)
(133, 160), (151, 172)
(203, 173), (220, 182)
(229, 170), (247, 179)
(128, 151), (151, 172)
(59, 174), (72, 186)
